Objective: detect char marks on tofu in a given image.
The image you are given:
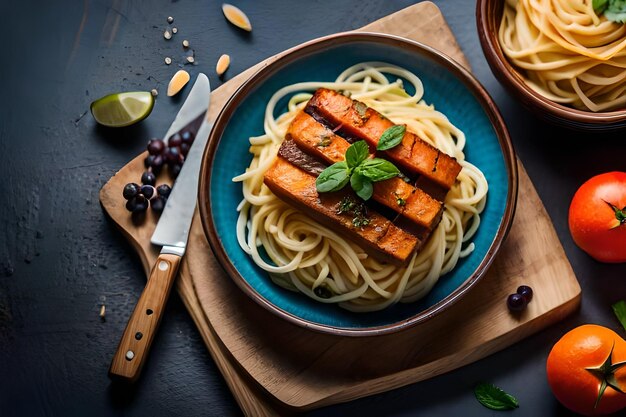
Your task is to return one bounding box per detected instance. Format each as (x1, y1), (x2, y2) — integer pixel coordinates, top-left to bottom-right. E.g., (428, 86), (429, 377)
(264, 156), (422, 265)
(305, 88), (462, 190)
(263, 88), (463, 265)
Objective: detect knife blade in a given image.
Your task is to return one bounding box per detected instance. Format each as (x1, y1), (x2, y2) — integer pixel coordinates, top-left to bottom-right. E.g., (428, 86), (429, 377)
(109, 74), (211, 382)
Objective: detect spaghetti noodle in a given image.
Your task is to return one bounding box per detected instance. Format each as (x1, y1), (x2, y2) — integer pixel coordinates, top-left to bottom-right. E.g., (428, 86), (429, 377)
(232, 63), (488, 312)
(499, 0), (626, 112)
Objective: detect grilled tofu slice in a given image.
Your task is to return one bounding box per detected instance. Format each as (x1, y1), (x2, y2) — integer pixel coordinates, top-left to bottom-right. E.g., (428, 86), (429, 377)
(263, 156), (422, 265)
(286, 111), (443, 231)
(305, 88), (462, 190)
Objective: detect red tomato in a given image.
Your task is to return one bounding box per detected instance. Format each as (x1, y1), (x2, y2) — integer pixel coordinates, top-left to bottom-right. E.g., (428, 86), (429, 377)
(568, 172), (626, 263)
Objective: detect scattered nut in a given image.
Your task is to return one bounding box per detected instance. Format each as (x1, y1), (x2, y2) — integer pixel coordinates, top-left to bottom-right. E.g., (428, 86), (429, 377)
(164, 56), (172, 65)
(172, 27), (178, 34)
(151, 88), (158, 97)
(182, 39), (190, 48)
(186, 55), (195, 64)
(163, 29), (172, 40)
(167, 69), (190, 96)
(216, 54), (231, 76)
(167, 16), (174, 24)
(222, 3), (252, 32)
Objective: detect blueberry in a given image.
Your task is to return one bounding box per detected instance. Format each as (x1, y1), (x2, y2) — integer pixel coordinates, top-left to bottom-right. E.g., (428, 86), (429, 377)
(165, 147), (182, 164)
(147, 139), (165, 155)
(170, 163), (182, 178)
(126, 194), (148, 212)
(150, 154), (164, 173)
(123, 183), (141, 200)
(181, 130), (194, 143)
(144, 154), (155, 168)
(156, 184), (171, 197)
(169, 133), (182, 148)
(150, 196), (167, 213)
(180, 142), (190, 156)
(517, 285), (533, 303)
(507, 293), (526, 312)
(141, 171), (156, 186)
(140, 185), (155, 199)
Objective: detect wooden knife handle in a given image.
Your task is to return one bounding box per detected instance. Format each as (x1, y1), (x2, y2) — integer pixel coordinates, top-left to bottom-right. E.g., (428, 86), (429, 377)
(109, 252), (181, 382)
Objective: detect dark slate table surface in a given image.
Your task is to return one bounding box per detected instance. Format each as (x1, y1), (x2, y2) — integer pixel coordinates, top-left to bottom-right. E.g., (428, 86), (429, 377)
(2, 0), (625, 416)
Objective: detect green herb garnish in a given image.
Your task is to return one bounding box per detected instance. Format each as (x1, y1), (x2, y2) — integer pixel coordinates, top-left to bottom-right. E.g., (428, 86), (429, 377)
(594, 0), (626, 23)
(377, 124), (406, 151)
(315, 140), (400, 201)
(395, 193), (406, 207)
(313, 285), (332, 299)
(317, 134), (332, 148)
(474, 383), (519, 411)
(612, 300), (626, 332)
(337, 196), (370, 227)
(354, 101), (368, 120)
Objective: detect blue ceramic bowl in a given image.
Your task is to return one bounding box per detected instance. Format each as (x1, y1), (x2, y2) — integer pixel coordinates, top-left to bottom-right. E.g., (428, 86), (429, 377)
(199, 33), (517, 336)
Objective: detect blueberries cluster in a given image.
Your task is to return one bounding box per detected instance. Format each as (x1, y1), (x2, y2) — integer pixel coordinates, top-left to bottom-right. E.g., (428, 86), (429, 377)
(123, 182), (171, 213)
(144, 129), (195, 178)
(507, 285), (533, 312)
(122, 129), (196, 214)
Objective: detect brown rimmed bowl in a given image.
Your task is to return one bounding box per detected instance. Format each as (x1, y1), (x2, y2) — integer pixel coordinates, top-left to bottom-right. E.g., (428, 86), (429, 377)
(198, 32), (518, 336)
(477, 0), (626, 131)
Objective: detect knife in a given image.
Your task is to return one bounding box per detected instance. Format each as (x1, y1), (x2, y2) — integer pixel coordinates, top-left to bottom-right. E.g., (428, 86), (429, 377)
(109, 74), (212, 382)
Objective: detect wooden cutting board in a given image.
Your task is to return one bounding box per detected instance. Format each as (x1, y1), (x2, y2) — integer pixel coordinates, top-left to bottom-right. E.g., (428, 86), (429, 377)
(99, 2), (581, 415)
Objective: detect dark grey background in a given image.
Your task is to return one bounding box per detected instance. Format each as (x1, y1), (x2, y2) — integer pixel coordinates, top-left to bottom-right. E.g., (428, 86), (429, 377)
(1, 0), (625, 416)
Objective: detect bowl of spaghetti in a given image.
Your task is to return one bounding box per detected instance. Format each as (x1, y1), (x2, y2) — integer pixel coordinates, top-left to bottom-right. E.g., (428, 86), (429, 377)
(477, 0), (626, 130)
(199, 32), (517, 336)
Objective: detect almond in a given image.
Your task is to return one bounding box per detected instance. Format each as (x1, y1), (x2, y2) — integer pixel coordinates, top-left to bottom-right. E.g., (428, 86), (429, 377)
(222, 3), (252, 32)
(216, 54), (231, 76)
(167, 69), (190, 96)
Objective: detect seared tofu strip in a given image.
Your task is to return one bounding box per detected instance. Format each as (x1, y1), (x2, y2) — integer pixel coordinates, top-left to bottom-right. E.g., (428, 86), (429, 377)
(286, 111), (443, 231)
(263, 156), (422, 265)
(305, 88), (462, 190)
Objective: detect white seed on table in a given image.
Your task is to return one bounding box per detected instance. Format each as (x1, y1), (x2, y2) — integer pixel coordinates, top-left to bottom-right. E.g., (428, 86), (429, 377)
(167, 16), (174, 24)
(172, 27), (178, 34)
(164, 57), (172, 65)
(182, 39), (189, 48)
(186, 56), (195, 63)
(151, 89), (158, 97)
(163, 29), (172, 40)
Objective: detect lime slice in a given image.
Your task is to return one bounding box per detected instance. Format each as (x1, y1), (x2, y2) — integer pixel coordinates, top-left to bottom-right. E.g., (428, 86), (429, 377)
(90, 91), (155, 127)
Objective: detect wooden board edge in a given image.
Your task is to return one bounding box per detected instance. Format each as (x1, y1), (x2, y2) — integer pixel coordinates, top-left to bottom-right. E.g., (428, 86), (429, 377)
(293, 291), (582, 410)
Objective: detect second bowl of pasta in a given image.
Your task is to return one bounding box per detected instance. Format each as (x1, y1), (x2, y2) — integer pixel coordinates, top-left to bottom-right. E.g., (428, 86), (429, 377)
(477, 0), (626, 131)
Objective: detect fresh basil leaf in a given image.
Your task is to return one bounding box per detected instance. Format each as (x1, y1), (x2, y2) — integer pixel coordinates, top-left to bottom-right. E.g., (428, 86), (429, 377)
(345, 140), (370, 169)
(350, 172), (373, 201)
(315, 161), (349, 193)
(594, 0), (609, 13)
(474, 383), (519, 411)
(358, 158), (400, 182)
(377, 124), (406, 151)
(605, 0), (626, 23)
(612, 300), (626, 332)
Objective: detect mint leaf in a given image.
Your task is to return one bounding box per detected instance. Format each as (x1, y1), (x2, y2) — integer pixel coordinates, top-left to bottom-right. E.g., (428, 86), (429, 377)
(315, 161), (349, 193)
(358, 158), (400, 182)
(596, 0), (626, 22)
(350, 172), (373, 201)
(606, 4), (626, 23)
(594, 0), (609, 13)
(377, 124), (406, 151)
(612, 300), (626, 332)
(345, 140), (369, 169)
(474, 383), (519, 410)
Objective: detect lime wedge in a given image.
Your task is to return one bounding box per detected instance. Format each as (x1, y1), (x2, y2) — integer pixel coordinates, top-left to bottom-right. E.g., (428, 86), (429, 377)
(90, 91), (155, 127)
